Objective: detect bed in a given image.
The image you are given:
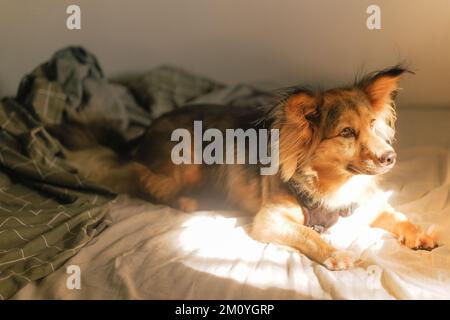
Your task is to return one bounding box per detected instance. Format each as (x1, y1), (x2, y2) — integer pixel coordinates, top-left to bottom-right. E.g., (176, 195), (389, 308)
(10, 143), (450, 300)
(2, 47), (450, 300)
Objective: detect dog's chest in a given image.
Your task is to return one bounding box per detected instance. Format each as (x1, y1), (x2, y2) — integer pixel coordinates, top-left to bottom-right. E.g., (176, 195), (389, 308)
(293, 175), (375, 233)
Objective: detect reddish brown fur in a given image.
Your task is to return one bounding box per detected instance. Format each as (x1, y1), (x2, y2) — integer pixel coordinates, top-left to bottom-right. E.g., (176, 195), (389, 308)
(277, 93), (319, 181)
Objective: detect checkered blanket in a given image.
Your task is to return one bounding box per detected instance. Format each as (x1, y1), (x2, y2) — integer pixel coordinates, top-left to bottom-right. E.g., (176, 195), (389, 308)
(0, 97), (115, 299)
(0, 46), (231, 299)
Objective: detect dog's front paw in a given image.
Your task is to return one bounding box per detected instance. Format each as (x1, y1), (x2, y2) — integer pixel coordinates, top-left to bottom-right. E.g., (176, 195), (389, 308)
(395, 222), (438, 251)
(323, 250), (356, 271)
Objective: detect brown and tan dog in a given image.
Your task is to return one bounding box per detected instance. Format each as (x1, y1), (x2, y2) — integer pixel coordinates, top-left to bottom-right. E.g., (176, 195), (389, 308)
(53, 67), (438, 270)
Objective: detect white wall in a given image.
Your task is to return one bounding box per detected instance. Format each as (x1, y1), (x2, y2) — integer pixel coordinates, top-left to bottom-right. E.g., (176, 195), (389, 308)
(1, 0), (450, 108)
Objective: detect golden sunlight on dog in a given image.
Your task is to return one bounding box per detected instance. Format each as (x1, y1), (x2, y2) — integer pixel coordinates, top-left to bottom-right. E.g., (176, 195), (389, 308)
(251, 67), (438, 270)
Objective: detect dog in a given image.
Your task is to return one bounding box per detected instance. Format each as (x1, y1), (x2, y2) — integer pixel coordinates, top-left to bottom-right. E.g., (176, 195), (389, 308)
(51, 66), (438, 270)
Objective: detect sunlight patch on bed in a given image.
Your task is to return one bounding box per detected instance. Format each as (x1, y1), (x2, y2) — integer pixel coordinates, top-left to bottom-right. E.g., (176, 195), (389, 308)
(180, 214), (261, 261)
(176, 189), (395, 289)
(178, 213), (294, 288)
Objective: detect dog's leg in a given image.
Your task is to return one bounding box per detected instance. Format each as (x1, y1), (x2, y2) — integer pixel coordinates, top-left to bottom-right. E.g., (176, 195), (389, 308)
(132, 162), (201, 212)
(251, 194), (356, 270)
(370, 206), (437, 250)
(176, 196), (199, 212)
(132, 162), (181, 202)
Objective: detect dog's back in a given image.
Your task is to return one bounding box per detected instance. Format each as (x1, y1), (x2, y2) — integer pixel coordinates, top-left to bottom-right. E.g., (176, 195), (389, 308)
(47, 104), (268, 207)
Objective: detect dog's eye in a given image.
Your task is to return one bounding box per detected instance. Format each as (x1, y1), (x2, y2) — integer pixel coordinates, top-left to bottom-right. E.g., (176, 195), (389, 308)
(340, 127), (355, 138)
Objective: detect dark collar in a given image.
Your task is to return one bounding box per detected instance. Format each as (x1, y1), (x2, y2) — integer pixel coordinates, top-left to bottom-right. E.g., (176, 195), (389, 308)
(287, 179), (358, 233)
(287, 179), (319, 210)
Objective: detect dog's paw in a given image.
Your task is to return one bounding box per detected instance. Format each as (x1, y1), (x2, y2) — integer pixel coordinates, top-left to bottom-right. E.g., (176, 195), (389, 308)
(396, 222), (438, 251)
(323, 250), (356, 271)
(177, 196), (199, 213)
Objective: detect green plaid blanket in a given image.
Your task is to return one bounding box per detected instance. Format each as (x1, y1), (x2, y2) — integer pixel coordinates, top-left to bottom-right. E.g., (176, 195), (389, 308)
(0, 96), (115, 299)
(0, 46), (227, 299)
(0, 47), (122, 299)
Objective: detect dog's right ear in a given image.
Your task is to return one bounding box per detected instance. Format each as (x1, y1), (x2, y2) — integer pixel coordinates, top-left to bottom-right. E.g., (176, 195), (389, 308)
(279, 92), (319, 181)
(360, 66), (409, 113)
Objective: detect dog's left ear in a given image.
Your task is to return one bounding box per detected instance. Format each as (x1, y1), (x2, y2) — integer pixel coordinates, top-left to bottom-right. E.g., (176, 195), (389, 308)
(361, 67), (408, 113)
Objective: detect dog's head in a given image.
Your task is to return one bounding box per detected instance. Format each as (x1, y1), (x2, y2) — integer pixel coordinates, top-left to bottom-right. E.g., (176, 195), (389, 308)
(276, 67), (408, 193)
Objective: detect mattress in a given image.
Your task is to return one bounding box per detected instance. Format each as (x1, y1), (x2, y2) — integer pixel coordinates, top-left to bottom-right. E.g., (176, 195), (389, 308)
(12, 136), (450, 299)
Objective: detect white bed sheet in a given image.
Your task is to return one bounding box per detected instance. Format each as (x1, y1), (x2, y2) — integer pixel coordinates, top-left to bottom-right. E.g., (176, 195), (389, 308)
(12, 144), (450, 300)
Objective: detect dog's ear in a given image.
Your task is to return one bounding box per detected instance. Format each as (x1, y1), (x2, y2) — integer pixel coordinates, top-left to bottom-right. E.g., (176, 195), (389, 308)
(361, 67), (408, 113)
(279, 92), (319, 181)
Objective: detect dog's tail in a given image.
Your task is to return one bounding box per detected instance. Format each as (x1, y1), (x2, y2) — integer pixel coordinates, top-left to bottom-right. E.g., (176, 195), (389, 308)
(46, 121), (143, 156)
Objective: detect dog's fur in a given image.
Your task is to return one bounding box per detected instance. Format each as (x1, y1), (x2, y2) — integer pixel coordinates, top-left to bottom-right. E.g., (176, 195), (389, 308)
(51, 67), (438, 270)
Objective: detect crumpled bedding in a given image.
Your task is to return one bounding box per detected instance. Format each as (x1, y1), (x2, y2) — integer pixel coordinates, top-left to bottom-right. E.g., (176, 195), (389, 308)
(0, 48), (119, 300)
(12, 144), (450, 300)
(0, 46), (228, 299)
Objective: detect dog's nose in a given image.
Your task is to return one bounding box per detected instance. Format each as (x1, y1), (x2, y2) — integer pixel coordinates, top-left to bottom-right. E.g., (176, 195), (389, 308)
(379, 151), (397, 166)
